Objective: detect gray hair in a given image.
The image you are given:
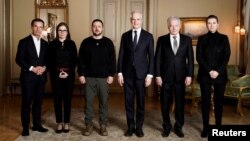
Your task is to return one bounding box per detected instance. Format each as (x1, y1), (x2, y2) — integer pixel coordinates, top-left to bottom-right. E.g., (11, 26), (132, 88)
(167, 16), (181, 26)
(130, 10), (143, 19)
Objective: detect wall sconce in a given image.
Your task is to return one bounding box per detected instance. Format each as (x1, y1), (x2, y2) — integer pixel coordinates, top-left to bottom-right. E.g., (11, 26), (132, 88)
(235, 25), (240, 33)
(41, 26), (52, 41)
(41, 30), (48, 39)
(234, 23), (246, 65)
(46, 27), (52, 34)
(239, 28), (246, 35)
(235, 25), (246, 35)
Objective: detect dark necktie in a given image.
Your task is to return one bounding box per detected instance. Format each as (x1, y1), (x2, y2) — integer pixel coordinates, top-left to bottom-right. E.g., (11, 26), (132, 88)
(133, 30), (137, 49)
(173, 36), (178, 54)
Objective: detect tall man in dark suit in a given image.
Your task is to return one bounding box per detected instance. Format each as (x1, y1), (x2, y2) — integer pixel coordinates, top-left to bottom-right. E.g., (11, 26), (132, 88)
(16, 18), (49, 136)
(117, 11), (154, 137)
(196, 15), (231, 138)
(155, 16), (194, 138)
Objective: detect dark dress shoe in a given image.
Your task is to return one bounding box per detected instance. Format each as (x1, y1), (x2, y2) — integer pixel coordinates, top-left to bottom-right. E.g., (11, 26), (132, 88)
(63, 129), (69, 133)
(22, 129), (30, 136)
(56, 129), (63, 133)
(32, 125), (48, 132)
(162, 124), (172, 137)
(63, 128), (69, 133)
(162, 128), (171, 137)
(124, 128), (135, 137)
(174, 128), (184, 138)
(201, 129), (208, 138)
(135, 129), (144, 137)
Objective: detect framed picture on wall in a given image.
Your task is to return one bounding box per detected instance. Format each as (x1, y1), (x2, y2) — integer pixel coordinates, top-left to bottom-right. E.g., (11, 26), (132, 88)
(48, 13), (57, 40)
(38, 0), (66, 6)
(180, 17), (208, 46)
(35, 0), (68, 41)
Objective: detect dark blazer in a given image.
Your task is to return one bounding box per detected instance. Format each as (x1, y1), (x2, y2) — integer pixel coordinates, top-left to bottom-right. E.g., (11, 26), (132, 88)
(47, 39), (78, 73)
(15, 35), (48, 82)
(196, 32), (231, 84)
(117, 29), (154, 79)
(155, 34), (194, 83)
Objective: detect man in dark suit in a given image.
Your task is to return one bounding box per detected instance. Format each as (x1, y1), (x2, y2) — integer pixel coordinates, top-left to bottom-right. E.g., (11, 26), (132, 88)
(15, 18), (49, 136)
(155, 16), (194, 138)
(117, 11), (154, 137)
(196, 15), (231, 138)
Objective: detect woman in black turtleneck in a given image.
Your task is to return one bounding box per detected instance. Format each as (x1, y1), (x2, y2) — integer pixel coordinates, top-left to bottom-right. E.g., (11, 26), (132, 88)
(196, 15), (231, 138)
(47, 22), (77, 133)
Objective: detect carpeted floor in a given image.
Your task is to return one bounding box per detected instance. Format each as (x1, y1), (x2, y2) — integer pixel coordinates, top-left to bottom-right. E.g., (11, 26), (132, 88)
(15, 108), (207, 141)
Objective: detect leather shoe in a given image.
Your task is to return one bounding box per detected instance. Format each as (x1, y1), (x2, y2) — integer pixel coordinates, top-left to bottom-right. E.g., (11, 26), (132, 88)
(162, 127), (171, 137)
(32, 125), (48, 132)
(174, 128), (184, 138)
(201, 129), (208, 138)
(124, 128), (135, 137)
(135, 128), (144, 137)
(22, 129), (29, 136)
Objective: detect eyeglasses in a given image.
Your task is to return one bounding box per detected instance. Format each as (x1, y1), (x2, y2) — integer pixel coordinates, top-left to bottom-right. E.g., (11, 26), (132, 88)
(58, 29), (67, 32)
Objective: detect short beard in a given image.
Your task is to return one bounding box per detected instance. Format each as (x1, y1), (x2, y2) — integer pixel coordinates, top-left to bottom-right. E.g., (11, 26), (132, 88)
(93, 32), (102, 36)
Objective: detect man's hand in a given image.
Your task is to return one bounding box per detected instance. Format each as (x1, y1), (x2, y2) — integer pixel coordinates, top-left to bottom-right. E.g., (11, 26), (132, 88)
(79, 76), (86, 84)
(155, 77), (162, 87)
(32, 66), (46, 75)
(118, 75), (124, 87)
(107, 76), (114, 84)
(185, 77), (192, 86)
(145, 76), (152, 87)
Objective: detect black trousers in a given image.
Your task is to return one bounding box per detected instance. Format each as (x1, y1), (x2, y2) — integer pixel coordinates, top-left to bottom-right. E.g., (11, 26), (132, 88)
(200, 82), (226, 129)
(21, 77), (46, 130)
(50, 72), (75, 123)
(124, 69), (145, 129)
(160, 82), (185, 129)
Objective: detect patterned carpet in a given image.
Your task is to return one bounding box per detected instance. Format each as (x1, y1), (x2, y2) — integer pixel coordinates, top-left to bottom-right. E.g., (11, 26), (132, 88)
(15, 108), (207, 141)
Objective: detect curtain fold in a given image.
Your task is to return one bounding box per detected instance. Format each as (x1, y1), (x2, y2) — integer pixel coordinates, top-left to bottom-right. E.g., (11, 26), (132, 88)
(244, 0), (250, 74)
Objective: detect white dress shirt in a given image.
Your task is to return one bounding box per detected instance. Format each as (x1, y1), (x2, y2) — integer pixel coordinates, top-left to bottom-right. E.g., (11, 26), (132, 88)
(29, 34), (41, 71)
(31, 34), (41, 57)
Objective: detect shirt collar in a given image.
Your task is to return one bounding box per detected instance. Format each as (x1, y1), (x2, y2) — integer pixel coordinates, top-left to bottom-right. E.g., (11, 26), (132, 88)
(170, 34), (180, 39)
(31, 34), (41, 41)
(133, 28), (142, 33)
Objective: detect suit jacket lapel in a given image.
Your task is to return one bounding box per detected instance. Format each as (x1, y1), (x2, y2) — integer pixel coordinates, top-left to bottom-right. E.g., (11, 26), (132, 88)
(28, 35), (39, 58)
(39, 40), (45, 59)
(136, 30), (144, 47)
(166, 34), (175, 54)
(135, 29), (146, 51)
(128, 30), (134, 50)
(177, 35), (185, 55)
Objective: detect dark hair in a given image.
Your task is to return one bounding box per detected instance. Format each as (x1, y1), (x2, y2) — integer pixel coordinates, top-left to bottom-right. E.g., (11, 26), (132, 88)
(206, 15), (218, 23)
(31, 18), (44, 27)
(91, 19), (103, 27)
(56, 22), (71, 40)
